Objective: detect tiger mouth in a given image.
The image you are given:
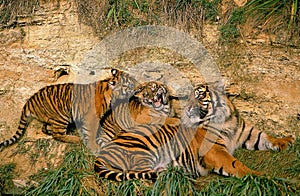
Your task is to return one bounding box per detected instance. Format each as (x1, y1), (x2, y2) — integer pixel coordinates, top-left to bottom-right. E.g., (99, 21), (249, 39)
(153, 98), (163, 108)
(185, 106), (209, 121)
(144, 97), (163, 109)
(143, 93), (167, 110)
(153, 90), (168, 109)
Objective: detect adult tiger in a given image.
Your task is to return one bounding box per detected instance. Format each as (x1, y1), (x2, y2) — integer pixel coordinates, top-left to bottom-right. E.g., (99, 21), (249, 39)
(94, 81), (294, 181)
(0, 69), (138, 150)
(96, 81), (179, 149)
(179, 81), (294, 176)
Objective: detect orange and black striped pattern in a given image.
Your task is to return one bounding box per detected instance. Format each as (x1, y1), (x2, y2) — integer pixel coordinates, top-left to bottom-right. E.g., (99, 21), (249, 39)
(96, 81), (175, 149)
(94, 81), (294, 181)
(0, 69), (138, 149)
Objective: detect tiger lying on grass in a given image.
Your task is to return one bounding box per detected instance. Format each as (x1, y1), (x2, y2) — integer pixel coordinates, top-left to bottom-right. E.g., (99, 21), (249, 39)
(0, 69), (138, 150)
(94, 81), (294, 181)
(96, 81), (180, 149)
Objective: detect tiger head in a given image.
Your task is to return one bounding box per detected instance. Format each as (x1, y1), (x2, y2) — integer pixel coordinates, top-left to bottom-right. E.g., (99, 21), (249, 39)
(133, 81), (170, 115)
(182, 81), (229, 127)
(181, 84), (212, 127)
(108, 68), (139, 100)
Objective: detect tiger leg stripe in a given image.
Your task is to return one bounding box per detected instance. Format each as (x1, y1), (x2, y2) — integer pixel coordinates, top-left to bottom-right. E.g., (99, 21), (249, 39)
(98, 170), (157, 181)
(135, 171), (156, 180)
(240, 126), (294, 151)
(101, 170), (125, 182)
(95, 160), (157, 181)
(213, 167), (230, 177)
(254, 132), (262, 150)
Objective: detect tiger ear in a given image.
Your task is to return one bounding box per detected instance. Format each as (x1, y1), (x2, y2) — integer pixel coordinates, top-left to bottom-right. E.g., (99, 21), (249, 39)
(111, 68), (119, 76)
(160, 84), (167, 94)
(212, 80), (225, 93)
(133, 85), (144, 95)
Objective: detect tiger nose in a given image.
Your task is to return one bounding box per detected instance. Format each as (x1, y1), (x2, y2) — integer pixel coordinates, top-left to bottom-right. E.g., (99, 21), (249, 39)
(185, 105), (193, 117)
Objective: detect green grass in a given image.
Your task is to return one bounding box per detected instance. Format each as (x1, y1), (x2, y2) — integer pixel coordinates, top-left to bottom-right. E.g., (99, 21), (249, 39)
(0, 163), (16, 193)
(245, 0), (300, 44)
(198, 175), (299, 195)
(11, 138), (56, 165)
(74, 0), (220, 37)
(1, 0), (299, 45)
(152, 167), (196, 196)
(102, 178), (153, 196)
(197, 137), (300, 195)
(219, 7), (245, 43)
(283, 137), (300, 178)
(18, 139), (299, 195)
(245, 0), (299, 28)
(25, 144), (97, 195)
(0, 0), (39, 28)
(234, 138), (300, 179)
(99, 161), (299, 195)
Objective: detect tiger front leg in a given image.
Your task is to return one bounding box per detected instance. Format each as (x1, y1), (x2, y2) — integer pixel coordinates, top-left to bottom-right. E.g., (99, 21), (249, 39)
(42, 123), (53, 135)
(241, 126), (295, 151)
(202, 145), (261, 177)
(52, 131), (81, 144)
(42, 123), (81, 144)
(79, 109), (101, 153)
(264, 134), (294, 151)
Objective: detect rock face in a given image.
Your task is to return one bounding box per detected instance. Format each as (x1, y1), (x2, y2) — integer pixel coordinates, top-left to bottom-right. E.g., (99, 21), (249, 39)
(0, 0), (99, 181)
(0, 0), (100, 139)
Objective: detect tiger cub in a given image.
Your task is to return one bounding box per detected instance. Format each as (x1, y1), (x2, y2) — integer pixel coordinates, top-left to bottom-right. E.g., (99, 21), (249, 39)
(96, 81), (178, 149)
(94, 81), (294, 181)
(0, 69), (138, 150)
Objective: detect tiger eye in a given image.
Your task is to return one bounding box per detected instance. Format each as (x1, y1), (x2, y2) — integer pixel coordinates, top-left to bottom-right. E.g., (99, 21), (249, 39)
(195, 90), (199, 98)
(151, 83), (157, 91)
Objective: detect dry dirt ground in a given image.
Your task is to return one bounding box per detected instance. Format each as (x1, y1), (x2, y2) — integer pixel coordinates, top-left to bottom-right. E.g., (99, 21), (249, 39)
(0, 0), (299, 192)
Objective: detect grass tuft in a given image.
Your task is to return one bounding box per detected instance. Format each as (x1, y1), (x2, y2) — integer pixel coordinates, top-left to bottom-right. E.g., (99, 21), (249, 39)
(0, 163), (16, 193)
(201, 0), (221, 22)
(13, 139), (299, 195)
(220, 7), (245, 43)
(152, 166), (196, 196)
(25, 144), (96, 195)
(199, 175), (299, 195)
(74, 0), (221, 38)
(0, 0), (39, 28)
(245, 0), (300, 45)
(112, 178), (152, 196)
(284, 138), (300, 177)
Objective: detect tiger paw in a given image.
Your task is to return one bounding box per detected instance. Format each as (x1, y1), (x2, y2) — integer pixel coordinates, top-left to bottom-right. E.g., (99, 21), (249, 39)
(269, 135), (295, 151)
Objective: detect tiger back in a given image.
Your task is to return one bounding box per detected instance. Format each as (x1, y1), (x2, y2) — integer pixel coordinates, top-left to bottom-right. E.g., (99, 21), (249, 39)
(0, 69), (138, 151)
